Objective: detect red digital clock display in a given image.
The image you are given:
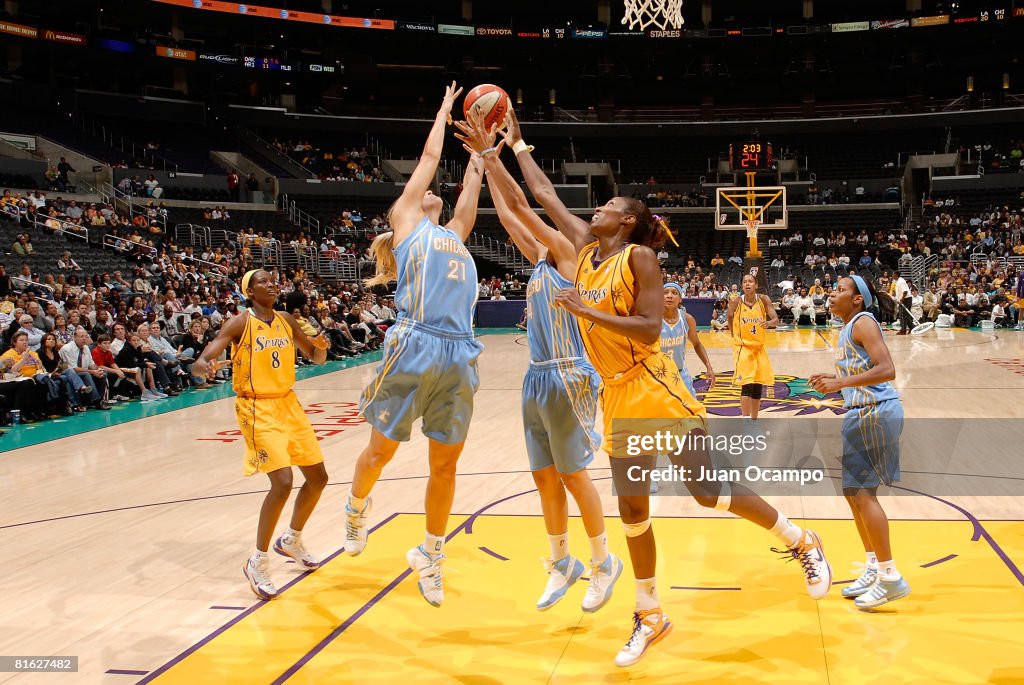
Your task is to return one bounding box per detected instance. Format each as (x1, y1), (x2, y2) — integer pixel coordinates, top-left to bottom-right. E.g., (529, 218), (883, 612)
(730, 142), (774, 170)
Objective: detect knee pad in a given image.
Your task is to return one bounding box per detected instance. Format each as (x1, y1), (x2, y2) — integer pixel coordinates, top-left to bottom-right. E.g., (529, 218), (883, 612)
(622, 518), (652, 538)
(714, 482), (732, 512)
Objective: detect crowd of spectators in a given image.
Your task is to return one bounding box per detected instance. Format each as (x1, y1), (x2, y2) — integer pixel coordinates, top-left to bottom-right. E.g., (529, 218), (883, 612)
(271, 140), (387, 183)
(960, 140), (1024, 174)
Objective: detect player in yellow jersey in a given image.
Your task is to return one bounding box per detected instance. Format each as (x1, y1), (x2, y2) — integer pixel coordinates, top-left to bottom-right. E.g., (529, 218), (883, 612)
(194, 269), (331, 601)
(727, 273), (779, 425)
(500, 111), (831, 668)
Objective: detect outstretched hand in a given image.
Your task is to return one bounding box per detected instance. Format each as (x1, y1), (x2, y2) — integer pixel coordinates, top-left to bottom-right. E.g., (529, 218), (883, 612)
(440, 81), (463, 125)
(500, 110), (523, 147)
(453, 106), (500, 155)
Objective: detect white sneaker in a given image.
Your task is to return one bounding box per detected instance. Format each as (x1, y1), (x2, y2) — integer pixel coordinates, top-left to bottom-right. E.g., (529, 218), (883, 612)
(153, 390), (169, 398)
(274, 532), (321, 570)
(582, 553), (624, 613)
(140, 394), (156, 403)
(536, 555), (584, 611)
(243, 555), (278, 600)
(343, 496), (371, 556)
(614, 609), (673, 667)
(406, 545), (445, 607)
(773, 529), (832, 599)
(841, 563), (878, 599)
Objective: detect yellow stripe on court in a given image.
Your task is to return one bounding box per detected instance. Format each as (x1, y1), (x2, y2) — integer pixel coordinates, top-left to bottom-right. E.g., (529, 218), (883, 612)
(151, 514), (1024, 684)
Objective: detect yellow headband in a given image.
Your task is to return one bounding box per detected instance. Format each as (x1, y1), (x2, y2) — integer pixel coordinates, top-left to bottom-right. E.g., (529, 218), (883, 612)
(241, 269), (260, 296)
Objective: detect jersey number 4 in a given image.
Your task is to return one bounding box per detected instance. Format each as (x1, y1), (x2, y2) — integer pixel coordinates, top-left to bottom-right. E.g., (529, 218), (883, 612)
(447, 259), (466, 282)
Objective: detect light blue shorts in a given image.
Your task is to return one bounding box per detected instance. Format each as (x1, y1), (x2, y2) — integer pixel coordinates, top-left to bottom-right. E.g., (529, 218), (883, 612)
(522, 358), (601, 474)
(842, 398), (904, 489)
(360, 319), (483, 444)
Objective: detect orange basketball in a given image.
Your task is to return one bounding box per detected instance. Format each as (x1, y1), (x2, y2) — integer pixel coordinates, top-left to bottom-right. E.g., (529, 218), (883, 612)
(463, 84), (512, 130)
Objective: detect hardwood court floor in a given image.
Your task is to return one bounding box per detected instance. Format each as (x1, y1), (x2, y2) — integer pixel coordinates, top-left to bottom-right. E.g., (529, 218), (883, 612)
(1, 327), (1022, 684)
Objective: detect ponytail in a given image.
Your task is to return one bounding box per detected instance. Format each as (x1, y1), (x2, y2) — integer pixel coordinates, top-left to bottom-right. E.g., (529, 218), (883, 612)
(620, 198), (677, 249)
(363, 231), (397, 288)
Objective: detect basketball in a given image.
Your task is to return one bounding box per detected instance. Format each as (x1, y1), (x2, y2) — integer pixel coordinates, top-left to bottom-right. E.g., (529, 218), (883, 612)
(463, 84), (512, 130)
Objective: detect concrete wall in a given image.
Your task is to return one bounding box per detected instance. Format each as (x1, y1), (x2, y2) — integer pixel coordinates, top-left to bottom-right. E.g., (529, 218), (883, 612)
(33, 136), (110, 191)
(931, 173), (1024, 192)
(210, 151), (278, 204)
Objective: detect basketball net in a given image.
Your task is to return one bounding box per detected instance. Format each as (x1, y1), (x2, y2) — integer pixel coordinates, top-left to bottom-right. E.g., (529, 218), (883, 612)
(622, 0), (684, 31)
(744, 218), (760, 255)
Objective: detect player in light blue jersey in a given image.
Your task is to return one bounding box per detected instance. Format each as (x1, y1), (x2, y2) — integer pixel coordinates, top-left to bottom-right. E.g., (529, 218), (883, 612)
(811, 275), (910, 610)
(660, 282), (714, 398)
(345, 82), (485, 608)
(455, 108), (623, 614)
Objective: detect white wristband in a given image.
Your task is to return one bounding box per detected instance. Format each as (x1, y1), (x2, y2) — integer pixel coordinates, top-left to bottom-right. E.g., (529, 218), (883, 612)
(512, 140), (533, 155)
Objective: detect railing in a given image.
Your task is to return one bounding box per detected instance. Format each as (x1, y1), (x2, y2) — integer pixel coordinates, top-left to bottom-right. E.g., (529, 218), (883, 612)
(316, 253), (358, 281)
(74, 111), (179, 172)
(102, 233), (157, 259)
(208, 228), (237, 249)
(466, 233), (528, 272)
(103, 181), (168, 234)
(180, 254), (228, 280)
(175, 223), (211, 247)
(901, 254), (938, 290)
(287, 200), (321, 233)
(11, 276), (56, 300)
(32, 213), (89, 241)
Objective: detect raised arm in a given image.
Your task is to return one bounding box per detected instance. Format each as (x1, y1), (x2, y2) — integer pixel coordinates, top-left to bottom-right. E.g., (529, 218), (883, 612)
(390, 82), (463, 243)
(456, 113), (576, 275)
(445, 152), (483, 242)
(501, 111), (592, 253)
(554, 246), (664, 345)
(486, 163), (542, 266)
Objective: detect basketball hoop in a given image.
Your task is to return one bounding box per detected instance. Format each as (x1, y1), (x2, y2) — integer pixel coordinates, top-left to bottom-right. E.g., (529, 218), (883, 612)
(744, 218), (760, 242)
(622, 0), (684, 31)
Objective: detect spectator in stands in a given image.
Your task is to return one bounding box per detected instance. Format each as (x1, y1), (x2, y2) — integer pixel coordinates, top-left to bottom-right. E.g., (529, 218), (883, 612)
(770, 256), (785, 269)
(858, 250), (873, 268)
(0, 331), (48, 422)
(227, 170), (240, 203)
(90, 335), (132, 402)
(114, 332), (165, 402)
(52, 314), (73, 346)
(143, 175), (160, 197)
(57, 251), (80, 272)
(710, 300), (729, 331)
(16, 314), (43, 352)
(923, 283), (941, 322)
(57, 157), (75, 191)
(910, 286), (924, 322)
(59, 327), (111, 410)
(12, 234), (35, 258)
(779, 288), (796, 322)
(854, 183), (866, 202)
(710, 253), (725, 267)
(727, 254), (743, 266)
(246, 173), (259, 202)
(176, 319), (212, 389)
(793, 288), (817, 326)
(92, 309), (113, 341)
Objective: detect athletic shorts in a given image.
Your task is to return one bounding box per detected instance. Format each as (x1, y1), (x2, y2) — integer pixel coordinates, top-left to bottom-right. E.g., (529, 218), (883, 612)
(842, 398), (904, 489)
(235, 391), (324, 476)
(600, 352), (707, 456)
(360, 318), (483, 444)
(732, 344), (775, 387)
(522, 358), (601, 474)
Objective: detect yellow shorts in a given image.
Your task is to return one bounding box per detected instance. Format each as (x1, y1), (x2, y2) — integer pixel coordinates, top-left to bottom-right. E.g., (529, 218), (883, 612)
(234, 391), (324, 476)
(600, 353), (707, 455)
(732, 344), (775, 387)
